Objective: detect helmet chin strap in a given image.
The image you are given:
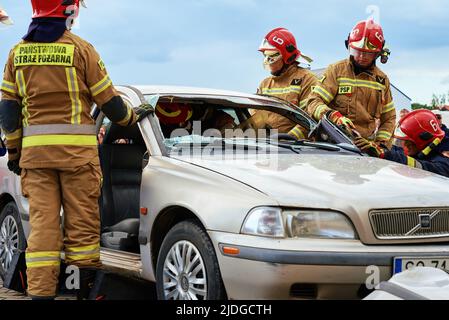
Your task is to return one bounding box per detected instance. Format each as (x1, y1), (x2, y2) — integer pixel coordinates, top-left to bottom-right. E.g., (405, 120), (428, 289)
(271, 62), (294, 76)
(350, 55), (377, 73)
(417, 138), (442, 160)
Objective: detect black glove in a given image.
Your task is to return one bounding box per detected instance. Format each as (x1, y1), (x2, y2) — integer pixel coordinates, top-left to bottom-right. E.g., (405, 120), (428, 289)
(7, 159), (21, 176)
(135, 103), (154, 122)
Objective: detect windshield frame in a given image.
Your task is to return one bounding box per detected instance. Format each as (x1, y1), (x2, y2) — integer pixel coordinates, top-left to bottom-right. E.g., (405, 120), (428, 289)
(143, 93), (352, 158)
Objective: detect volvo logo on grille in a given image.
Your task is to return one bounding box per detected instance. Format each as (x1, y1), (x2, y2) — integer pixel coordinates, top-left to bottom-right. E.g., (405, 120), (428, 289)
(405, 210), (441, 236)
(419, 214), (432, 229)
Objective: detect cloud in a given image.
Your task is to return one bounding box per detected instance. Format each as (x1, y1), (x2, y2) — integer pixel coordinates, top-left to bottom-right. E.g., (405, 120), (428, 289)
(1, 0), (448, 104)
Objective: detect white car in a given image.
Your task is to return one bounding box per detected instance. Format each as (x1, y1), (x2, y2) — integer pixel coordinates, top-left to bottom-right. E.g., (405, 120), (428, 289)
(1, 85), (449, 300)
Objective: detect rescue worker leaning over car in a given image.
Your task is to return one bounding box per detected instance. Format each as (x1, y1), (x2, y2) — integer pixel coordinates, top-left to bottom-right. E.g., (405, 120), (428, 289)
(253, 28), (318, 140)
(0, 0), (151, 300)
(356, 110), (449, 178)
(289, 19), (396, 148)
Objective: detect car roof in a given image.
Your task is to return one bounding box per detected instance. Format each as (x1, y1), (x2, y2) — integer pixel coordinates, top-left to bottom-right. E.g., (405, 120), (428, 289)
(119, 85), (308, 116)
(129, 85), (268, 101)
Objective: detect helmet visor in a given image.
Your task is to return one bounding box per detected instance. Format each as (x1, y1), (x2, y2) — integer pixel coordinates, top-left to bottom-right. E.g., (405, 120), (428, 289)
(259, 38), (277, 52)
(263, 50), (282, 65)
(394, 125), (412, 141)
(349, 47), (378, 66)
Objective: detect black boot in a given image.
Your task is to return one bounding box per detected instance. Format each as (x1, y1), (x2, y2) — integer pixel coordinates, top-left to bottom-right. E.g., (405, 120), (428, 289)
(76, 268), (98, 300)
(30, 296), (55, 300)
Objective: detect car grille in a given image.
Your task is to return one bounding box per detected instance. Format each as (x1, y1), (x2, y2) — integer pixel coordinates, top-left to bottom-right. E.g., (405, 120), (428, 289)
(370, 208), (449, 240)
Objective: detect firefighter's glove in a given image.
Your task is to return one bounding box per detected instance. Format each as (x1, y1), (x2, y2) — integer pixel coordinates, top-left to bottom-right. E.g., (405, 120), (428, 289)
(7, 159), (21, 176)
(135, 103), (154, 122)
(354, 137), (385, 158)
(328, 111), (355, 131)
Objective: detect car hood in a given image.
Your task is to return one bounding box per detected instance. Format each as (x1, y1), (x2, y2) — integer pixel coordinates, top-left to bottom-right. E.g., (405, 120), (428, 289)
(173, 153), (449, 211)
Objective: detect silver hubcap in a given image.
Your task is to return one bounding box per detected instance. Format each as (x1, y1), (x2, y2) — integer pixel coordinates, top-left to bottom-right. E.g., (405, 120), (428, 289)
(163, 240), (207, 300)
(0, 216), (19, 272)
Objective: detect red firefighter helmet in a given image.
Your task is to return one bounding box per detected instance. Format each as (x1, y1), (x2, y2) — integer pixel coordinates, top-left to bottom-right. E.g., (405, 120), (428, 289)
(259, 28), (313, 64)
(347, 19), (385, 53)
(395, 109), (445, 151)
(155, 103), (193, 125)
(31, 0), (83, 19)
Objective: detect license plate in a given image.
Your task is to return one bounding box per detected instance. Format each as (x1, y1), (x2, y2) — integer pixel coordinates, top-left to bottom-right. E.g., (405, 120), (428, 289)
(393, 257), (449, 275)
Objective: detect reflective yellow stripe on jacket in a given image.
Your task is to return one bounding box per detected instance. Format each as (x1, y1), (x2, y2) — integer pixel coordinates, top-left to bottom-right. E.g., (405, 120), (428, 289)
(66, 67), (82, 124)
(5, 128), (23, 141)
(337, 78), (386, 91)
(407, 157), (423, 169)
(289, 126), (306, 140)
(22, 135), (97, 148)
(313, 104), (332, 121)
(16, 70), (30, 127)
(21, 124), (97, 148)
(1, 80), (17, 94)
(90, 75), (112, 97)
(312, 85), (334, 104)
(382, 101), (395, 114)
(260, 85), (302, 95)
(376, 130), (393, 142)
(299, 99), (308, 110)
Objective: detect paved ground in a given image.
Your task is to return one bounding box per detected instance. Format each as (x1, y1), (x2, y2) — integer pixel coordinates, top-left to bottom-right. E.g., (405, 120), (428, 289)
(0, 279), (29, 300)
(1, 274), (155, 300)
(0, 279), (77, 300)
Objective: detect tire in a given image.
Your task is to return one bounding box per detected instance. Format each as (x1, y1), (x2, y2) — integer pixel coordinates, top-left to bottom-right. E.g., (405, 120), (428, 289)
(156, 220), (226, 300)
(0, 202), (26, 281)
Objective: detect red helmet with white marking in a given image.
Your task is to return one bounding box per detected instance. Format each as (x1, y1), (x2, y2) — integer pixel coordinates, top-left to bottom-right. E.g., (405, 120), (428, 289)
(31, 0), (85, 19)
(259, 28), (313, 65)
(395, 110), (445, 151)
(348, 19), (385, 53)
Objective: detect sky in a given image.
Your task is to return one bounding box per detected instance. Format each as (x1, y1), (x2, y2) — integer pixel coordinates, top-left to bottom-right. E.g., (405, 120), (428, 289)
(1, 0), (449, 105)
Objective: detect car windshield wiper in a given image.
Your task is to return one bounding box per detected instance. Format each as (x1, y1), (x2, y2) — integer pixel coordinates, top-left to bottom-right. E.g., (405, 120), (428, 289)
(170, 138), (261, 151)
(291, 140), (342, 152)
(253, 137), (341, 153)
(225, 137), (302, 154)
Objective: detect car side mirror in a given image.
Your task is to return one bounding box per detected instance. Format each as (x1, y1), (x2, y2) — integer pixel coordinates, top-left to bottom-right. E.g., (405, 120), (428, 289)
(142, 151), (149, 168)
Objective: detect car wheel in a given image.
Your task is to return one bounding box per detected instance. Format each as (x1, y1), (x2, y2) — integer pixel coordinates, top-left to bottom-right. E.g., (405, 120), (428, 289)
(0, 202), (26, 280)
(156, 220), (226, 300)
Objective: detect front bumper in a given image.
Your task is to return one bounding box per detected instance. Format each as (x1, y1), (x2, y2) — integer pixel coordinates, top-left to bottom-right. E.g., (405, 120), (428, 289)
(209, 231), (449, 300)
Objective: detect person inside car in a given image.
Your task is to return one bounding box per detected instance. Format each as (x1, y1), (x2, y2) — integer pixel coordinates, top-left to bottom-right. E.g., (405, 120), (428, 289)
(156, 103), (194, 138)
(356, 110), (449, 178)
(195, 107), (236, 135)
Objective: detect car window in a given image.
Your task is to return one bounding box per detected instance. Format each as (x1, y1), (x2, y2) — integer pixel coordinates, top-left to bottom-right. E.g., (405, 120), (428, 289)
(144, 94), (355, 156)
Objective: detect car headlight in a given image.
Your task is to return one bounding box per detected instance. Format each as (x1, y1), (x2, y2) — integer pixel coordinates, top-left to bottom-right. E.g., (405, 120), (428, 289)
(241, 207), (285, 238)
(241, 208), (357, 239)
(284, 210), (357, 239)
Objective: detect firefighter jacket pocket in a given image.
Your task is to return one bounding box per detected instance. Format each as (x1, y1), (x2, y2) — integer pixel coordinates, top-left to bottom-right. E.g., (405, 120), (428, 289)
(87, 159), (102, 199)
(20, 168), (29, 198)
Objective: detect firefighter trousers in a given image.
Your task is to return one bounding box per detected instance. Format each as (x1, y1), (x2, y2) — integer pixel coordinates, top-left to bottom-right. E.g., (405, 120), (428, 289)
(21, 159), (102, 298)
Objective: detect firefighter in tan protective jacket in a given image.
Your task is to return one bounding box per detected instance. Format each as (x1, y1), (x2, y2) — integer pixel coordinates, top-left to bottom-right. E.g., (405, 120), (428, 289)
(289, 20), (396, 149)
(0, 0), (151, 300)
(254, 28), (318, 140)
